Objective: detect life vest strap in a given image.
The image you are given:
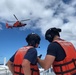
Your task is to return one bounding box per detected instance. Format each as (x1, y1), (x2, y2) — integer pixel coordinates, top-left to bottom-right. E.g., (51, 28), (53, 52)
(14, 64), (39, 75)
(31, 68), (39, 71)
(55, 67), (76, 74)
(54, 59), (76, 67)
(14, 64), (22, 75)
(31, 68), (39, 75)
(72, 59), (76, 67)
(14, 71), (24, 75)
(54, 59), (76, 74)
(14, 64), (22, 67)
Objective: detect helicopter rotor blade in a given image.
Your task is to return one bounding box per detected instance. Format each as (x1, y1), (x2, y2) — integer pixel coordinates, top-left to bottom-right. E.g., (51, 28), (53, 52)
(6, 20), (15, 22)
(21, 19), (30, 21)
(13, 14), (18, 20)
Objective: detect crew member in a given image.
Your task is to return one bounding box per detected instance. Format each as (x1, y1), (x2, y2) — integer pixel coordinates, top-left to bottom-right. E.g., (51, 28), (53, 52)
(7, 33), (41, 75)
(38, 27), (76, 75)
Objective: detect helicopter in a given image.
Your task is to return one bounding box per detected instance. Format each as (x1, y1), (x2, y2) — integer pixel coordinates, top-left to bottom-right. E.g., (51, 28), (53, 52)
(6, 14), (30, 29)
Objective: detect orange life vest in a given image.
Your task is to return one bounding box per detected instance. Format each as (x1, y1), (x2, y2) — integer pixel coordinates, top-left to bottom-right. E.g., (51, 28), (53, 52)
(13, 46), (40, 75)
(53, 40), (76, 75)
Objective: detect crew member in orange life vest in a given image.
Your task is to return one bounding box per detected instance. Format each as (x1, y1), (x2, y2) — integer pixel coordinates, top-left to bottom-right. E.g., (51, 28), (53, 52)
(7, 33), (41, 75)
(38, 27), (76, 75)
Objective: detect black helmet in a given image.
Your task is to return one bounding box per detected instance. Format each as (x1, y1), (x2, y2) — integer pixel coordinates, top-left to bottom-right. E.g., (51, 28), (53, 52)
(26, 33), (41, 47)
(45, 27), (61, 42)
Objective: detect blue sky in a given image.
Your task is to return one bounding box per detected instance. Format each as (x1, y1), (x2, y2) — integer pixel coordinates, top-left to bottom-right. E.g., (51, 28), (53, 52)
(0, 24), (49, 63)
(0, 0), (76, 63)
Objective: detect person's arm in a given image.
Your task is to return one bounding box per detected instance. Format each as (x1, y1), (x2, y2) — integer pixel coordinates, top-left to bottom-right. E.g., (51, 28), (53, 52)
(22, 48), (37, 75)
(38, 55), (55, 70)
(6, 60), (14, 74)
(6, 52), (16, 74)
(22, 59), (31, 75)
(38, 43), (57, 70)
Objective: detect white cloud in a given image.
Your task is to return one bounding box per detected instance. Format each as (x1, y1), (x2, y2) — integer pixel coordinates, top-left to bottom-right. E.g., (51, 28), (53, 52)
(0, 0), (76, 47)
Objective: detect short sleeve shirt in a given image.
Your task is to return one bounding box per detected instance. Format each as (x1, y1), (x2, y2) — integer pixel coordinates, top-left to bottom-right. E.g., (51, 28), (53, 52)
(47, 42), (66, 61)
(24, 48), (37, 64)
(10, 48), (37, 64)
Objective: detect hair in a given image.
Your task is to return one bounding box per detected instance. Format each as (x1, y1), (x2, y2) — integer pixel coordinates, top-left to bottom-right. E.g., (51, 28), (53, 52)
(45, 27), (61, 42)
(26, 33), (41, 47)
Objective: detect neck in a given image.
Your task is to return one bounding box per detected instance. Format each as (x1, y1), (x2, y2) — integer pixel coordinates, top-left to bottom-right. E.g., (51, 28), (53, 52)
(53, 36), (60, 41)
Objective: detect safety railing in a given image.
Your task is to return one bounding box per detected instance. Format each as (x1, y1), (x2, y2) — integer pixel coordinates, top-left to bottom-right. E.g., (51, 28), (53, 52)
(0, 66), (12, 75)
(40, 68), (55, 75)
(0, 67), (55, 75)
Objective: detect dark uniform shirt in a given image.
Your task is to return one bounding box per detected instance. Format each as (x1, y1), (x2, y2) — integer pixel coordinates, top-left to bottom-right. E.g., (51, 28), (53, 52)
(10, 48), (37, 64)
(47, 42), (66, 61)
